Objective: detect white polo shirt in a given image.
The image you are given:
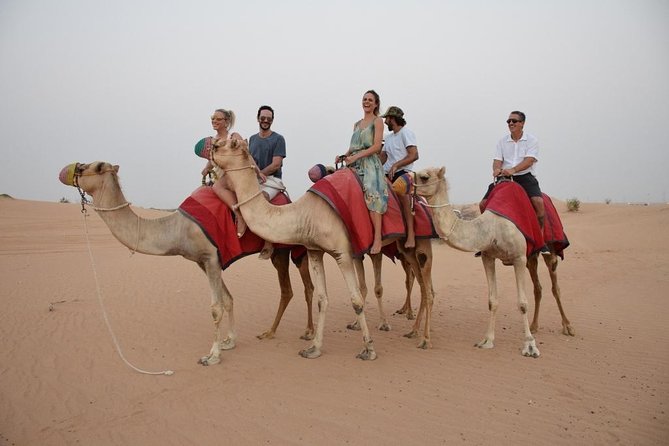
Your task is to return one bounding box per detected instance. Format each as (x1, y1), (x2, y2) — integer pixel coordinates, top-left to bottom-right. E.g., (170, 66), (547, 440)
(382, 127), (417, 174)
(494, 132), (539, 175)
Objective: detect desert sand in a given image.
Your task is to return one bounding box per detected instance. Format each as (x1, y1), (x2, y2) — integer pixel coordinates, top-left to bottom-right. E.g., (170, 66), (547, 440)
(1, 195), (668, 445)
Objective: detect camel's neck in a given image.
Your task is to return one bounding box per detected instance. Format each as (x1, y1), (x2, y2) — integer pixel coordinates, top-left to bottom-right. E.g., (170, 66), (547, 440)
(226, 165), (302, 244)
(89, 175), (181, 255)
(427, 183), (492, 253)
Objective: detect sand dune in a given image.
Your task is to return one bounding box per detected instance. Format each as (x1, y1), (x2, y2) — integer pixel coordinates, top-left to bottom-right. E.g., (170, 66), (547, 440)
(1, 197), (668, 445)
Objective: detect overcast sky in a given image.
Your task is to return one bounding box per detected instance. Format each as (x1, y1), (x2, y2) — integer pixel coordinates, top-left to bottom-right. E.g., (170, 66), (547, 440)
(1, 0), (668, 209)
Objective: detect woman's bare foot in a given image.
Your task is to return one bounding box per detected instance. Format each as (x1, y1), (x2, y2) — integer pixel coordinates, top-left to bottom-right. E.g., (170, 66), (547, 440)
(404, 234), (416, 249)
(370, 239), (382, 255)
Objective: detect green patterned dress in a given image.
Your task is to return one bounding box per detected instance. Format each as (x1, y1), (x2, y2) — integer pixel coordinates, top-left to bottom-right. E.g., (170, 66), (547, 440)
(348, 120), (388, 214)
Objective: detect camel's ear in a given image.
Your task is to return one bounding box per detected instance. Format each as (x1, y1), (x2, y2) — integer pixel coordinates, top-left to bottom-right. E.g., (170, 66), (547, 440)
(438, 166), (446, 178)
(113, 165), (120, 173)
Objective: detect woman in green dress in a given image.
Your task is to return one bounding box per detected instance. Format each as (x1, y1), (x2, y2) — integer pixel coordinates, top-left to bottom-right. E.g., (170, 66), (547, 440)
(338, 90), (388, 254)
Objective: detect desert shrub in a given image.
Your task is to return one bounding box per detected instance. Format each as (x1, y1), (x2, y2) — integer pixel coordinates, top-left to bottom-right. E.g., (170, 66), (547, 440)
(566, 197), (580, 212)
(605, 198), (611, 204)
(59, 197), (70, 203)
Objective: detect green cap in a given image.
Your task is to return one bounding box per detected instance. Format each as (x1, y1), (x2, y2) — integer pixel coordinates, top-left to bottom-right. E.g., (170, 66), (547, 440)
(381, 106), (404, 118)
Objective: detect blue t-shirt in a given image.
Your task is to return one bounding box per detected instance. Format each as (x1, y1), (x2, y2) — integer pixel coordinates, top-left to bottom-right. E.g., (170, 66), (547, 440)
(249, 132), (286, 178)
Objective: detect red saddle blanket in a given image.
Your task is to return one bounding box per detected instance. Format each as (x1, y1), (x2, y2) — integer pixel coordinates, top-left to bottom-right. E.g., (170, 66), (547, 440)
(308, 168), (438, 258)
(178, 187), (305, 270)
(483, 181), (569, 258)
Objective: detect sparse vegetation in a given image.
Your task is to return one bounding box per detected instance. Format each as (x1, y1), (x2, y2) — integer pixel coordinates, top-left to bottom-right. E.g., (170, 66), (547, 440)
(59, 197), (70, 203)
(605, 198), (612, 205)
(566, 197), (581, 212)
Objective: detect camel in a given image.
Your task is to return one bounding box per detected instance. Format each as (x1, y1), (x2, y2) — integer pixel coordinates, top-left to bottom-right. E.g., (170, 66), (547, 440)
(59, 161), (317, 366)
(404, 167), (574, 358)
(211, 139), (436, 359)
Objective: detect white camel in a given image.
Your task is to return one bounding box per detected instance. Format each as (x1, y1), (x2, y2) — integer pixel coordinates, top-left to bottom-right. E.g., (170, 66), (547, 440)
(60, 161), (317, 366)
(212, 140), (436, 359)
(404, 167), (573, 357)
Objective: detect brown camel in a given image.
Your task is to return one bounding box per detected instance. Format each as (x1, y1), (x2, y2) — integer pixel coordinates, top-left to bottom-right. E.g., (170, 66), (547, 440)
(212, 140), (436, 358)
(404, 167), (574, 357)
(59, 161), (317, 366)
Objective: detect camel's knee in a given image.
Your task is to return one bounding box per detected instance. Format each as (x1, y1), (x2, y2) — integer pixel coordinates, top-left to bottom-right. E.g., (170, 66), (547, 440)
(211, 303), (224, 323)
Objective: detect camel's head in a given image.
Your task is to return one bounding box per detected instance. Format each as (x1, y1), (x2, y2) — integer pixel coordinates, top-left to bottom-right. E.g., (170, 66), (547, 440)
(210, 138), (251, 171)
(307, 164), (336, 183)
(59, 162), (119, 193)
(393, 167), (447, 200)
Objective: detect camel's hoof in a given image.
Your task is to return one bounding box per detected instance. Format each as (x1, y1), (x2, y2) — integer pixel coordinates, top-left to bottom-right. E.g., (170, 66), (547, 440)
(299, 346), (321, 359)
(220, 338), (236, 351)
(395, 308), (415, 320)
(198, 355), (220, 366)
(257, 330), (275, 340)
(356, 348), (377, 360)
(417, 339), (431, 349)
(475, 339), (494, 349)
(378, 322), (391, 332)
(347, 321), (361, 331)
(300, 330), (315, 340)
(522, 342), (541, 358)
(530, 324), (538, 334)
(563, 324), (576, 336)
(403, 330), (418, 339)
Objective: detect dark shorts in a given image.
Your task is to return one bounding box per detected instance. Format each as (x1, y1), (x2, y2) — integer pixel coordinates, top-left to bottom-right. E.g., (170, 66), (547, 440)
(483, 172), (543, 199)
(387, 169), (410, 183)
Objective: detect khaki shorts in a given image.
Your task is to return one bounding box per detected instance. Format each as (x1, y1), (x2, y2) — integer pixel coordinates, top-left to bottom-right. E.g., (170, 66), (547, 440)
(261, 176), (286, 200)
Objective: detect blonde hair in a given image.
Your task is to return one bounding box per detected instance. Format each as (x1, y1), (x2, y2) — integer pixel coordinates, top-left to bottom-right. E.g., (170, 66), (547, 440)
(213, 108), (236, 130)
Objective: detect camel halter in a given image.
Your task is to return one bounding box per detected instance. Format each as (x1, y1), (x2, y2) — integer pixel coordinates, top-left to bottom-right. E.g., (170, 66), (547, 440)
(412, 177), (452, 208)
(410, 175), (458, 238)
(73, 164), (140, 255)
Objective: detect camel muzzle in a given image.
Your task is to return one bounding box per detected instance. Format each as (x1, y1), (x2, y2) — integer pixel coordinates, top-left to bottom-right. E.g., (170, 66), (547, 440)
(59, 163), (79, 186)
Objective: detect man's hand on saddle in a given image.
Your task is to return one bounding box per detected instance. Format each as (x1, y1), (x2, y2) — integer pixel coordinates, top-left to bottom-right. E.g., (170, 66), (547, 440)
(255, 167), (267, 183)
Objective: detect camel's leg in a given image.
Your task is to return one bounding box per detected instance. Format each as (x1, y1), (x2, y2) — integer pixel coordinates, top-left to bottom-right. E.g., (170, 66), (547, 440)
(347, 257), (367, 331)
(394, 253), (416, 320)
(414, 242), (435, 349)
(476, 255), (498, 350)
(299, 250), (327, 359)
(198, 261), (236, 366)
(371, 252), (390, 331)
(512, 257), (540, 358)
(543, 252), (574, 336)
(257, 249), (294, 340)
(296, 255), (315, 340)
(400, 249), (426, 340)
(527, 254), (542, 334)
(336, 252), (377, 360)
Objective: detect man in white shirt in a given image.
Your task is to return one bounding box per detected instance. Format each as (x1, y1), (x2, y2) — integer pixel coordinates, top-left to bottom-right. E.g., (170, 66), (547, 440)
(479, 110), (549, 255)
(380, 106), (419, 249)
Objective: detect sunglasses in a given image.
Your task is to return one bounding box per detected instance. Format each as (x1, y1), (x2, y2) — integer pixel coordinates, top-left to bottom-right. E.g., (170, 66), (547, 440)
(506, 119), (522, 124)
(259, 117), (273, 122)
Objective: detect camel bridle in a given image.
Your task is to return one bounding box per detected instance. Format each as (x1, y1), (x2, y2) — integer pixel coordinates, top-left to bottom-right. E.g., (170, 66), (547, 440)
(72, 163), (130, 213)
(411, 176), (452, 209)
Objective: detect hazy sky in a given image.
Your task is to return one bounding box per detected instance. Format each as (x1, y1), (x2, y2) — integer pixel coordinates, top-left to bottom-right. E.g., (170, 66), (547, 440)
(1, 0), (668, 209)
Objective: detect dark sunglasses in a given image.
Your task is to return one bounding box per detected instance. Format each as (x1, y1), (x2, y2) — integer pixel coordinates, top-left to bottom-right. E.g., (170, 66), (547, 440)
(506, 119), (522, 124)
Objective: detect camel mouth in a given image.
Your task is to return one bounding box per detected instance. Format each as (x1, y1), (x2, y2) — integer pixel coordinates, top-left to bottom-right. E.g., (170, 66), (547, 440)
(59, 163), (79, 186)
